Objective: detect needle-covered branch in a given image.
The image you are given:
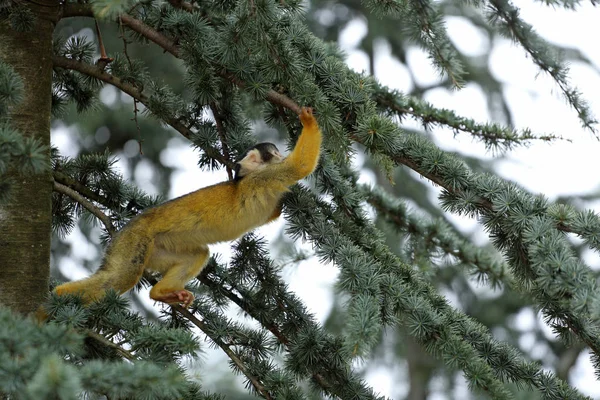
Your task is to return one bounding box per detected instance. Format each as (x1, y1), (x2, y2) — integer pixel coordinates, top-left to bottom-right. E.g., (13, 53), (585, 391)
(53, 170), (113, 209)
(43, 1), (600, 397)
(52, 55), (232, 169)
(196, 252), (372, 398)
(362, 184), (512, 287)
(53, 181), (116, 236)
(374, 85), (566, 151)
(55, 13), (600, 386)
(60, 3), (554, 148)
(173, 305), (275, 400)
(486, 0), (597, 133)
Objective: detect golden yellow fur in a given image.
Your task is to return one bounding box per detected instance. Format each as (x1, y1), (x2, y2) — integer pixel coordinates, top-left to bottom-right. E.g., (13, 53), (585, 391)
(53, 107), (321, 307)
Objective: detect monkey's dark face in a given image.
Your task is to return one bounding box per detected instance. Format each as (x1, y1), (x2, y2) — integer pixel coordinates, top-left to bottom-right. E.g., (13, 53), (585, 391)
(234, 142), (284, 180)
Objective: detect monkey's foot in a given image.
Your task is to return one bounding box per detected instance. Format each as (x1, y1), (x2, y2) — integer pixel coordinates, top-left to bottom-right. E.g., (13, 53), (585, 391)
(299, 107), (316, 127)
(153, 290), (195, 308)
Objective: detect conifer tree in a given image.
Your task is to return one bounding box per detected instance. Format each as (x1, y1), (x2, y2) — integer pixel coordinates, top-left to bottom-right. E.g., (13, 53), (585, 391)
(1, 1), (599, 399)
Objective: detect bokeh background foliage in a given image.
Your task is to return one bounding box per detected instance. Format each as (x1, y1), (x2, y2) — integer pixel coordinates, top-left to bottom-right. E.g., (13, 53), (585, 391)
(2, 0), (600, 399)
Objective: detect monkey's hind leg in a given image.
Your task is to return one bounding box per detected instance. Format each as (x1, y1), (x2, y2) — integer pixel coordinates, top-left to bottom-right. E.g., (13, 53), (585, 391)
(148, 246), (209, 307)
(53, 234), (152, 304)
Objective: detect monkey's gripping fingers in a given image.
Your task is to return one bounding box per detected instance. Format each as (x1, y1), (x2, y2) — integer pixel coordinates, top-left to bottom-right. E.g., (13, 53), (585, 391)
(153, 290), (195, 308)
(299, 107), (316, 127)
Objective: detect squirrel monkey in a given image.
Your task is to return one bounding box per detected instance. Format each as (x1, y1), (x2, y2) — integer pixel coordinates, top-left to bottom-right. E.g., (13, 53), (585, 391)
(52, 107), (321, 308)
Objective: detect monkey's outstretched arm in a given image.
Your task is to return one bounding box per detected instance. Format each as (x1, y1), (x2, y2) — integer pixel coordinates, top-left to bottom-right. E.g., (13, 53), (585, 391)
(242, 107), (322, 189)
(283, 107), (322, 181)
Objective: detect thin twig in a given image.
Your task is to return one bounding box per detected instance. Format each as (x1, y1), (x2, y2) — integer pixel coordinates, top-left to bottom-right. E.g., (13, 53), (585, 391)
(210, 103), (233, 180)
(172, 305), (274, 400)
(54, 181), (116, 236)
(119, 16), (143, 155)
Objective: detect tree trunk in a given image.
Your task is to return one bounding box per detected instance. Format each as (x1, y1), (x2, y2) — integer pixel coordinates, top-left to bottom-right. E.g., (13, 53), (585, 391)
(406, 335), (435, 400)
(0, 1), (58, 314)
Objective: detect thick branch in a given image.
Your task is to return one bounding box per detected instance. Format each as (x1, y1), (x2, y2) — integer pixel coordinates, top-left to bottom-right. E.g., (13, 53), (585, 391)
(54, 181), (116, 236)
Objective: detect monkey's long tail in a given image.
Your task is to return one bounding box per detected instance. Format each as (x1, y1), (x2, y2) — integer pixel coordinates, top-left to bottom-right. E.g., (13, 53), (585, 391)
(54, 229), (153, 304)
(35, 229), (152, 323)
(53, 270), (115, 303)
(35, 272), (113, 322)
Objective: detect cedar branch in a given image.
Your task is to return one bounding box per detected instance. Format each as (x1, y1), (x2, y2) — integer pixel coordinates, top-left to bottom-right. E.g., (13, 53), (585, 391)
(172, 305), (274, 400)
(52, 56), (232, 168)
(54, 181), (116, 236)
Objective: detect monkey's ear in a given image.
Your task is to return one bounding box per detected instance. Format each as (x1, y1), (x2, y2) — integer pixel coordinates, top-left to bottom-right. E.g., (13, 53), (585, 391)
(243, 149), (262, 164)
(235, 149), (263, 180)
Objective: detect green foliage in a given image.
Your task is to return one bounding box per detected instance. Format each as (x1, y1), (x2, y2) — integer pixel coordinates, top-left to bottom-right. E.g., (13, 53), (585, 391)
(51, 148), (160, 238)
(0, 125), (47, 176)
(0, 304), (206, 400)
(486, 0), (597, 133)
(374, 84), (566, 151)
(362, 184), (511, 288)
(365, 0), (466, 87)
(2, 0), (599, 398)
(52, 35), (101, 114)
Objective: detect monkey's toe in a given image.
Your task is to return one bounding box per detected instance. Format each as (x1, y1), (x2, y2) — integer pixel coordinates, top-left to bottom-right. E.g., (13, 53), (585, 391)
(152, 290), (195, 307)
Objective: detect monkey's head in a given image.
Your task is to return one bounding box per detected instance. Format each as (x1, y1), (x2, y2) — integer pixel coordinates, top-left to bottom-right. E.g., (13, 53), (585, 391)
(234, 142), (284, 180)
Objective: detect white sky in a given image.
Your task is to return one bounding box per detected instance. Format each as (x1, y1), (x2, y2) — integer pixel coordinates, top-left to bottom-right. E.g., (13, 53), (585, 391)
(50, 1), (600, 398)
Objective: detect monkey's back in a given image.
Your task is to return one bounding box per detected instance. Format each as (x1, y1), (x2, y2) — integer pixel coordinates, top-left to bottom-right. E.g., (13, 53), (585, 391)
(126, 179), (283, 246)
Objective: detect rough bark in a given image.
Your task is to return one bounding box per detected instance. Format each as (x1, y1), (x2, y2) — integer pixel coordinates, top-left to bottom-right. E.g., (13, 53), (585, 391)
(0, 1), (58, 314)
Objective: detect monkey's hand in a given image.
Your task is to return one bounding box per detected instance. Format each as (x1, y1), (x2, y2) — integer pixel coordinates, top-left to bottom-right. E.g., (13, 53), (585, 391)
(153, 289), (195, 308)
(299, 107), (316, 127)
